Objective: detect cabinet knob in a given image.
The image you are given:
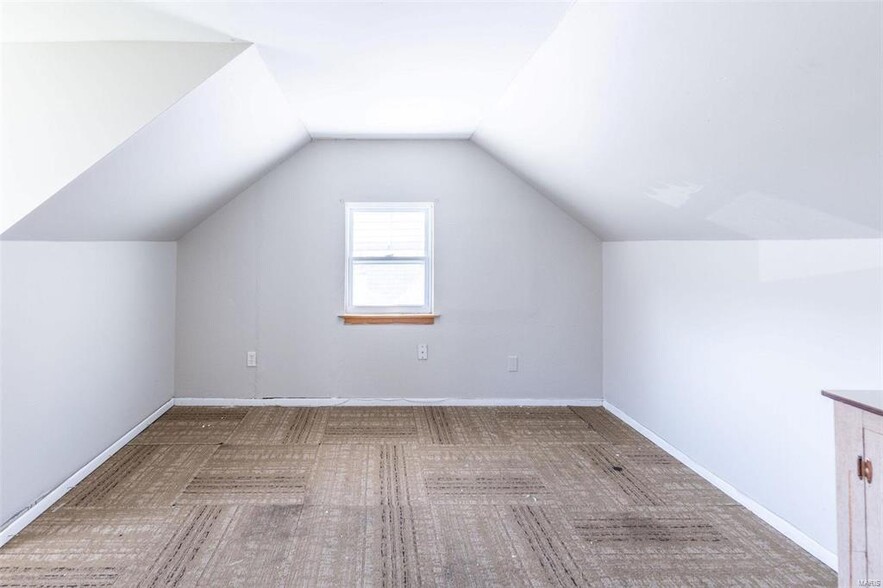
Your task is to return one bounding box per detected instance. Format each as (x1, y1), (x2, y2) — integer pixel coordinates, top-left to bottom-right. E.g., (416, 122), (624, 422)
(859, 455), (873, 483)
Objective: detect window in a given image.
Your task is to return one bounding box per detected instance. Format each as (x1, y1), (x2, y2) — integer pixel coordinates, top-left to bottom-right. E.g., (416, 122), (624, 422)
(345, 202), (434, 315)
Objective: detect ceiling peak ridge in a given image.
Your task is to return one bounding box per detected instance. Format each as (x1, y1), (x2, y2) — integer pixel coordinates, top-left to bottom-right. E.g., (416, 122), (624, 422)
(470, 0), (578, 141)
(469, 137), (604, 241)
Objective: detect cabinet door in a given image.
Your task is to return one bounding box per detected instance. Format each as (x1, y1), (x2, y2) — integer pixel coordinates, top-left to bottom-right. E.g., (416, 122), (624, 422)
(865, 425), (883, 579)
(836, 402), (867, 586)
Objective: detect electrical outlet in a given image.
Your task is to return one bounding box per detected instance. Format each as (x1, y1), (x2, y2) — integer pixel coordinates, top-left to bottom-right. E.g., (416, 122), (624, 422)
(417, 344), (428, 360)
(246, 351), (257, 367)
(507, 355), (518, 372)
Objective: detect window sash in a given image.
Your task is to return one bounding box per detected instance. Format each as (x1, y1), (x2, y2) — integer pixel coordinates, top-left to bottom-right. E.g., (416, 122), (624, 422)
(345, 202), (433, 314)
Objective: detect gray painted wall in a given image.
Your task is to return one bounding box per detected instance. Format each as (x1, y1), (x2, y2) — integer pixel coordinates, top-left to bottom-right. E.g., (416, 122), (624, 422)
(176, 140), (602, 400)
(1, 242), (176, 524)
(603, 239), (883, 555)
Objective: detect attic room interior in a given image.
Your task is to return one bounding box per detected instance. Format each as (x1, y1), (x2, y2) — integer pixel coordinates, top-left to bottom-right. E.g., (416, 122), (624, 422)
(0, 0), (880, 585)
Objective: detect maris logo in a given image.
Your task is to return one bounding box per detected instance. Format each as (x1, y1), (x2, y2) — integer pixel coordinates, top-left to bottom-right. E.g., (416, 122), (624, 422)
(859, 580), (882, 587)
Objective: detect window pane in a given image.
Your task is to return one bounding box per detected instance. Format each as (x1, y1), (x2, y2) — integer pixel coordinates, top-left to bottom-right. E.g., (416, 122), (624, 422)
(352, 261), (425, 307)
(352, 210), (425, 258)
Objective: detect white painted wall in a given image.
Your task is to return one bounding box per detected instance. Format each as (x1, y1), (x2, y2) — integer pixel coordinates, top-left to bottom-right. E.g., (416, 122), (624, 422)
(1, 242), (177, 524)
(603, 239), (883, 555)
(176, 140), (602, 400)
(0, 41), (245, 233)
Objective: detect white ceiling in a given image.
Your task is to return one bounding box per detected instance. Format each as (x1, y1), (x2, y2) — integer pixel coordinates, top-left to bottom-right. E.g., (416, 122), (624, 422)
(1, 41), (246, 233)
(148, 1), (573, 137)
(2, 47), (309, 240)
(3, 1), (880, 241)
(0, 1), (232, 43)
(474, 1), (883, 240)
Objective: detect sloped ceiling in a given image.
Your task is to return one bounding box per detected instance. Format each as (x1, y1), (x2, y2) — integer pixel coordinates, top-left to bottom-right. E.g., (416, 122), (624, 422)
(4, 1), (879, 242)
(0, 1), (234, 42)
(473, 1), (883, 240)
(2, 46), (309, 241)
(0, 41), (247, 233)
(149, 1), (572, 137)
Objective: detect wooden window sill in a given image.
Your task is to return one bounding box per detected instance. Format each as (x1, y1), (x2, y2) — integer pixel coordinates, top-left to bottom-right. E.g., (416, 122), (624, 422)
(339, 314), (439, 325)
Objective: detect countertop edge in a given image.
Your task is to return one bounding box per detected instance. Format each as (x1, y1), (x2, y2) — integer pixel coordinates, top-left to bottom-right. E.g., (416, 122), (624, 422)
(822, 389), (883, 417)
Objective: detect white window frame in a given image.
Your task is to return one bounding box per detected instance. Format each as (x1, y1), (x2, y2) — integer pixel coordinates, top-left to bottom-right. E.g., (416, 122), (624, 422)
(344, 201), (434, 315)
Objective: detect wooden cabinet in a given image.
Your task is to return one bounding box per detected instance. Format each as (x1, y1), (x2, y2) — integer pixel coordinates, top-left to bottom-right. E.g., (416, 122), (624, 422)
(863, 417), (883, 579)
(827, 390), (883, 587)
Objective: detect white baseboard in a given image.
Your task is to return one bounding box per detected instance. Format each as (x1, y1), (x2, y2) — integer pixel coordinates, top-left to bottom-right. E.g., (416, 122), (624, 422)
(0, 394), (600, 546)
(602, 400), (837, 571)
(6, 396), (830, 573)
(0, 399), (174, 548)
(174, 397), (604, 407)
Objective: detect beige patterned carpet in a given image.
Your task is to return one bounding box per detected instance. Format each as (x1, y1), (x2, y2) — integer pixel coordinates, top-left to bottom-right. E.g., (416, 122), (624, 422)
(0, 406), (834, 586)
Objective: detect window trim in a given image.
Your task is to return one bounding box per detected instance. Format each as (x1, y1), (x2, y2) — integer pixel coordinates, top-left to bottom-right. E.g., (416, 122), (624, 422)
(344, 201), (434, 315)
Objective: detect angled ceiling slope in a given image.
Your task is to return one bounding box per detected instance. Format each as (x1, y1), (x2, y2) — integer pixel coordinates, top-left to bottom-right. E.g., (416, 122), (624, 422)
(0, 1), (235, 42)
(474, 1), (883, 240)
(2, 46), (310, 241)
(149, 1), (573, 137)
(0, 41), (247, 233)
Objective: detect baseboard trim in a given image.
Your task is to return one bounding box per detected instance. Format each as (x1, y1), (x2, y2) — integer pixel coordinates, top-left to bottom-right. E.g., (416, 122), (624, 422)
(0, 396), (833, 570)
(0, 399), (174, 548)
(175, 397), (604, 407)
(602, 400), (837, 570)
